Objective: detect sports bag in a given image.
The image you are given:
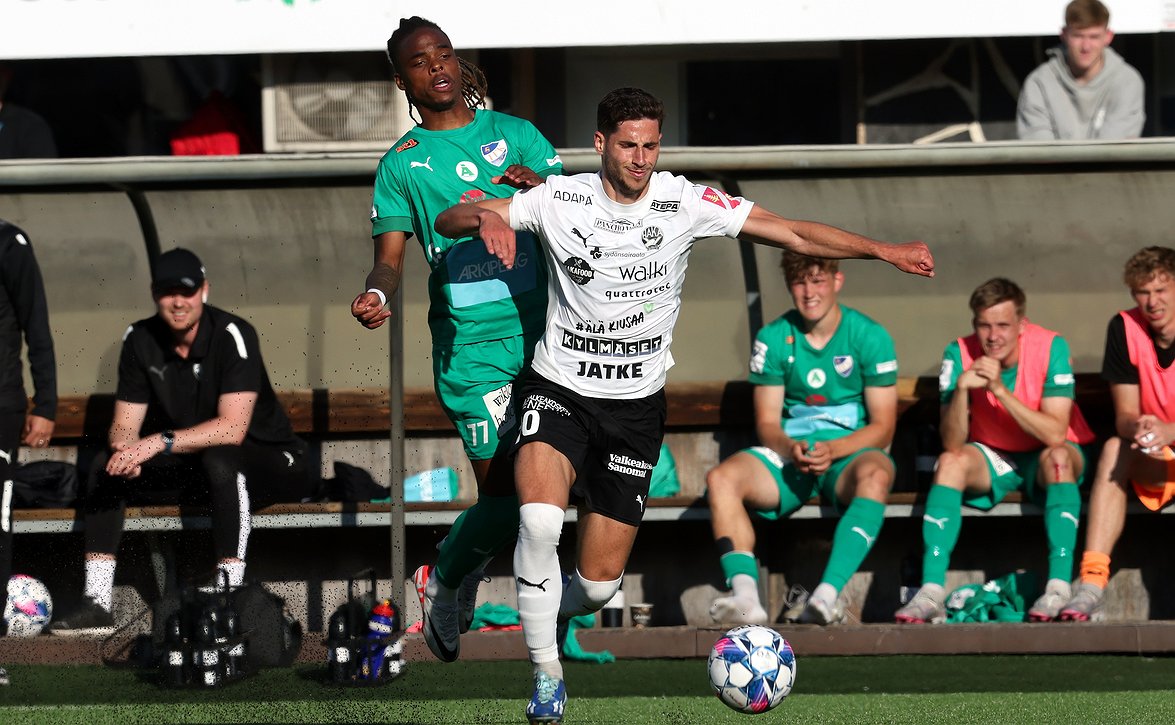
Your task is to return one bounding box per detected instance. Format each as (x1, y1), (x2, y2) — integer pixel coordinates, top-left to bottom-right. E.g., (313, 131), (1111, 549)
(152, 579), (302, 672)
(11, 460), (79, 508)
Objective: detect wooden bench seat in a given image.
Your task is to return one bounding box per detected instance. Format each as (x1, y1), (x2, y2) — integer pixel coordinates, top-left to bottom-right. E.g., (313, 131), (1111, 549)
(25, 490), (1136, 535)
(18, 372), (1119, 536)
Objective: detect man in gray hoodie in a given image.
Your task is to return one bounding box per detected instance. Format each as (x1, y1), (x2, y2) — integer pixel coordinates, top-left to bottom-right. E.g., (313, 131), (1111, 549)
(1016, 0), (1144, 141)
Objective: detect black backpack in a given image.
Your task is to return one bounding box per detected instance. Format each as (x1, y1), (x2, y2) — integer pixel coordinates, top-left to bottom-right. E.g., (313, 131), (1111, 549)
(11, 461), (79, 508)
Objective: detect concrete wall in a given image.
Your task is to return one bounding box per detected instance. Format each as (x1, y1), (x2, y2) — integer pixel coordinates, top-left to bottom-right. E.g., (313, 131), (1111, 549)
(6, 145), (1175, 403)
(745, 165), (1175, 376)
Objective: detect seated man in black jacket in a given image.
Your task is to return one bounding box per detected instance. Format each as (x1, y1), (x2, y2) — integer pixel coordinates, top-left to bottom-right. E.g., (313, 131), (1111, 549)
(51, 248), (313, 635)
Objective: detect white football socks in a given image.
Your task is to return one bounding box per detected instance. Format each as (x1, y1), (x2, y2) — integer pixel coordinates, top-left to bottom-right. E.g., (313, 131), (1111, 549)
(515, 502), (565, 678)
(217, 559), (246, 589)
(811, 582), (839, 608)
(83, 558), (117, 612)
(730, 573), (761, 604)
(559, 569), (622, 620)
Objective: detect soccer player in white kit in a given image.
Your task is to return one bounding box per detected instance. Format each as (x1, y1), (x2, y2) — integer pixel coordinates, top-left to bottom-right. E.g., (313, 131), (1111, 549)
(436, 87), (935, 724)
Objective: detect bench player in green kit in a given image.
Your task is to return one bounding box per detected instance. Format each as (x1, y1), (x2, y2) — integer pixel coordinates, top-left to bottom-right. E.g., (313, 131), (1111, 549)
(351, 16), (562, 662)
(895, 278), (1095, 624)
(706, 252), (901, 625)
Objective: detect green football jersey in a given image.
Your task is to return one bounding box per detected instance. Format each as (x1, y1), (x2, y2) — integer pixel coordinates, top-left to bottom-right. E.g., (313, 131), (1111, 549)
(748, 305), (898, 443)
(371, 109), (562, 345)
(938, 335), (1076, 404)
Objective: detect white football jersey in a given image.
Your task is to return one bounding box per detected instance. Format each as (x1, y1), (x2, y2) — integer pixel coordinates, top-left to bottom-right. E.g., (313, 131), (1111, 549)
(510, 171), (754, 398)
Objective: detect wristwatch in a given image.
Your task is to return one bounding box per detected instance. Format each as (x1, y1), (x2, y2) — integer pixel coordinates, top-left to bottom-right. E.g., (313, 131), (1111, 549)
(161, 430), (175, 454)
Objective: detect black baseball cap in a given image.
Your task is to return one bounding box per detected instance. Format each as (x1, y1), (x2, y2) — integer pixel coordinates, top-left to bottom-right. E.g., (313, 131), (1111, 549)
(151, 248), (206, 293)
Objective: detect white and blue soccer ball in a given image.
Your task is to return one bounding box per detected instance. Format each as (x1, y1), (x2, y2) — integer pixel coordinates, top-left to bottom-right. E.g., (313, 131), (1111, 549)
(707, 625), (796, 714)
(5, 574), (53, 637)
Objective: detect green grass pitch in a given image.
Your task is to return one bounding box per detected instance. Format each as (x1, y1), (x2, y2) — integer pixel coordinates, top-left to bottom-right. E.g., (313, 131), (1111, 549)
(4, 655), (1175, 723)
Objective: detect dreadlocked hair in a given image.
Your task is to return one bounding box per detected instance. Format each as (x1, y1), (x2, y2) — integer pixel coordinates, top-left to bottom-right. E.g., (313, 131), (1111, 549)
(386, 16), (488, 123)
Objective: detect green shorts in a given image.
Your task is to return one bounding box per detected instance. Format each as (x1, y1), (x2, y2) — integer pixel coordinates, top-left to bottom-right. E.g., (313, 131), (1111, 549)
(963, 441), (1093, 511)
(433, 332), (538, 461)
(744, 445), (892, 519)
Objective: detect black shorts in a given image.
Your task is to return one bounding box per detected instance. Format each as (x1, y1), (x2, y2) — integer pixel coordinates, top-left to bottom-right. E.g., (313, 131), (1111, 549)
(510, 371), (666, 526)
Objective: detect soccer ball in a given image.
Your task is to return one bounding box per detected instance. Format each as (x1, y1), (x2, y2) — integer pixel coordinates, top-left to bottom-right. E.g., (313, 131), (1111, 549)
(707, 625), (796, 714)
(5, 574), (53, 637)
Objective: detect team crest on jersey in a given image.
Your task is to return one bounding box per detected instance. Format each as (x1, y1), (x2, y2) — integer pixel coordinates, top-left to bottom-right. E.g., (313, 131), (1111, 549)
(395, 138), (419, 153)
(641, 226), (664, 250)
(460, 189), (487, 204)
(456, 161), (479, 181)
(480, 139), (509, 167)
(833, 355), (854, 377)
(806, 368), (826, 388)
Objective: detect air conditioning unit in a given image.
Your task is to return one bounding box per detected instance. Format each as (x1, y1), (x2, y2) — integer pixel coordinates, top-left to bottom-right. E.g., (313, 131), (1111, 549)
(261, 52), (411, 153)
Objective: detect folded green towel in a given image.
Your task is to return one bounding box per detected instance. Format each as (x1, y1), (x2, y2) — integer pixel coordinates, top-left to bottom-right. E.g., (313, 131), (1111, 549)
(468, 604), (614, 663)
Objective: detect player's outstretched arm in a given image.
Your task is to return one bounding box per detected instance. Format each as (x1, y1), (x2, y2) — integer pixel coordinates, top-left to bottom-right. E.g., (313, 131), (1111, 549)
(739, 206), (934, 277)
(352, 232), (407, 330)
(435, 196), (517, 269)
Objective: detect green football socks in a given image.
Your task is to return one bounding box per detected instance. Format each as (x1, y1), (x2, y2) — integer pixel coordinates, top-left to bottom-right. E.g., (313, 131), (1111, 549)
(821, 497), (884, 591)
(921, 485), (963, 586)
(436, 493), (520, 589)
(1044, 482), (1081, 583)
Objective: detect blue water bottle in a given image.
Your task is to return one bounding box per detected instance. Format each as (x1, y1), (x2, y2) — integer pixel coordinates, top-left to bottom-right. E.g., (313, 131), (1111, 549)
(359, 600), (396, 681)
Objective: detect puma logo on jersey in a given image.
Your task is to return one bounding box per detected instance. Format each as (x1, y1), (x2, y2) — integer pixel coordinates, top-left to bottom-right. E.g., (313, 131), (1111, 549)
(410, 156), (433, 172)
(283, 451), (295, 467)
(0, 449), (10, 465)
(923, 514), (949, 530)
(571, 227), (594, 247)
(851, 526), (875, 546)
(635, 494), (647, 512)
(517, 577), (550, 591)
(149, 365), (166, 381)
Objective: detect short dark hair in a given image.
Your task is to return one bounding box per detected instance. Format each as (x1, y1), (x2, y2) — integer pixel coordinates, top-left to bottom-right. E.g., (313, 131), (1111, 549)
(596, 88), (664, 135)
(1123, 247), (1175, 290)
(969, 277), (1026, 318)
(1065, 0), (1110, 29)
(780, 251), (838, 285)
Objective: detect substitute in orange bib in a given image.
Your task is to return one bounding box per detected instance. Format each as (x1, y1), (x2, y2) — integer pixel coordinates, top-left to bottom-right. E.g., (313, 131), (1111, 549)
(1059, 247), (1175, 621)
(895, 278), (1095, 625)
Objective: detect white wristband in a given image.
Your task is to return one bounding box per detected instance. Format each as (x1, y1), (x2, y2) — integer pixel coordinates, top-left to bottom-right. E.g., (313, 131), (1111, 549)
(367, 288), (388, 307)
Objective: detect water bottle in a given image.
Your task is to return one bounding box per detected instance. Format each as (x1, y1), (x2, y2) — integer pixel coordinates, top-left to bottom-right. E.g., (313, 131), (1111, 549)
(327, 606), (352, 683)
(602, 582), (624, 627)
(384, 637), (405, 679)
(196, 609), (220, 687)
(359, 600), (396, 681)
(221, 605), (243, 678)
(164, 613), (186, 686)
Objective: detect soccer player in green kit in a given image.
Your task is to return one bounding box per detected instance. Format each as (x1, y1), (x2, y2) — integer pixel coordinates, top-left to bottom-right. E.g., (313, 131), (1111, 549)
(351, 16), (562, 662)
(706, 252), (900, 625)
